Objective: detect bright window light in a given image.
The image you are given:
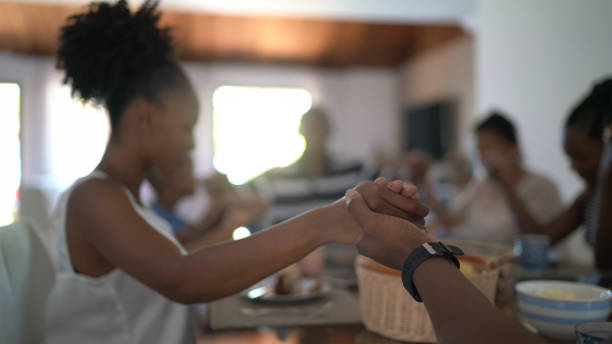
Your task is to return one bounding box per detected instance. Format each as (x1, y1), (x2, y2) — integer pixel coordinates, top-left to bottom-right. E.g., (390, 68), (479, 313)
(48, 85), (110, 190)
(212, 86), (312, 185)
(0, 83), (21, 226)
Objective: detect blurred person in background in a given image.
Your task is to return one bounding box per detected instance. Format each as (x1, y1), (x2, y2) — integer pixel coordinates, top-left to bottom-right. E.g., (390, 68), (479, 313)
(503, 78), (612, 272)
(411, 112), (563, 246)
(251, 107), (378, 277)
(44, 1), (426, 343)
(148, 158), (265, 250)
(380, 148), (474, 216)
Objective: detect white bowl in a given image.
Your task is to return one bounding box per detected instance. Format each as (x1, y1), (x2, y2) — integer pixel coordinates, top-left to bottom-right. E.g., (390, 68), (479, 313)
(515, 280), (612, 340)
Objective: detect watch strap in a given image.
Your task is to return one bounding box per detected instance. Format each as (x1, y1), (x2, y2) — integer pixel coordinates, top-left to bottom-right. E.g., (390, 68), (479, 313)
(401, 242), (462, 302)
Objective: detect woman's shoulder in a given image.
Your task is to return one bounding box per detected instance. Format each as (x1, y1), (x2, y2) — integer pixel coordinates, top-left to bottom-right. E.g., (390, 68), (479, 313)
(66, 175), (133, 219)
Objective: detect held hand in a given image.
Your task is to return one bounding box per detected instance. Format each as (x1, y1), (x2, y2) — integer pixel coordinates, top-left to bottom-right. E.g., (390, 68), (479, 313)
(354, 177), (429, 227)
(346, 189), (438, 270)
(318, 177), (427, 246)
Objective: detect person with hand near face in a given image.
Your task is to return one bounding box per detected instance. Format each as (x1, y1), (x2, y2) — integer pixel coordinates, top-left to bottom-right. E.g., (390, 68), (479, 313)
(502, 78), (612, 271)
(435, 113), (563, 245)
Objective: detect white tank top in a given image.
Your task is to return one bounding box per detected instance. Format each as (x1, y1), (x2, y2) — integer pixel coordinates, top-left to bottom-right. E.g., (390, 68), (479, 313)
(45, 171), (196, 344)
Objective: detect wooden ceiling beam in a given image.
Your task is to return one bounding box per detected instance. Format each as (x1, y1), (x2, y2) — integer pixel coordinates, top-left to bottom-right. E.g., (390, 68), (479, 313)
(0, 1), (468, 67)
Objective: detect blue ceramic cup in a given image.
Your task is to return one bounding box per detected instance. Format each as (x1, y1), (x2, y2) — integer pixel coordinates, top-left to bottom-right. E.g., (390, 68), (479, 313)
(515, 234), (550, 269)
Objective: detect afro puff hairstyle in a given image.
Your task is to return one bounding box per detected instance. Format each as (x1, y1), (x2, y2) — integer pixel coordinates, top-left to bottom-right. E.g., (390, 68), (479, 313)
(57, 0), (186, 130)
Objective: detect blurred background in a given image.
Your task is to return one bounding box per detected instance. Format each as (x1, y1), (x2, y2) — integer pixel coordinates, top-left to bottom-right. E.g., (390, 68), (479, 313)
(1, 0), (611, 263)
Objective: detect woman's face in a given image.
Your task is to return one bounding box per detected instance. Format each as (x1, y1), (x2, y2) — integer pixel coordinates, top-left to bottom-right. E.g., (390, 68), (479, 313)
(563, 127), (603, 186)
(148, 83), (199, 176)
(476, 130), (518, 171)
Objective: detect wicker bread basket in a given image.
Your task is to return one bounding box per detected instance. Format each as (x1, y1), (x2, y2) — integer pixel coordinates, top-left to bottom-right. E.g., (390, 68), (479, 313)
(442, 239), (515, 310)
(356, 254), (499, 343)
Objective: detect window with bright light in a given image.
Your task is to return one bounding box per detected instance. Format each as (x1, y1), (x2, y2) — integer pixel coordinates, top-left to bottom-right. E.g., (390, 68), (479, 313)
(48, 84), (110, 190)
(212, 86), (312, 185)
(0, 83), (21, 226)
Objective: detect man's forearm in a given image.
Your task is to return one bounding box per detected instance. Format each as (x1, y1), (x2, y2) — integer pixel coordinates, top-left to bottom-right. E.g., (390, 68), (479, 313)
(413, 257), (544, 344)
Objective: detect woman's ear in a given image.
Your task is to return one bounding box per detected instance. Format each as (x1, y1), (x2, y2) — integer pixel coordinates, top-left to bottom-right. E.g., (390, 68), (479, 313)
(124, 98), (155, 136)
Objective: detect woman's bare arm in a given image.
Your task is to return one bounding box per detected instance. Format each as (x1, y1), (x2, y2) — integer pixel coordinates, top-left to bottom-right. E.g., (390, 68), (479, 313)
(67, 179), (426, 304)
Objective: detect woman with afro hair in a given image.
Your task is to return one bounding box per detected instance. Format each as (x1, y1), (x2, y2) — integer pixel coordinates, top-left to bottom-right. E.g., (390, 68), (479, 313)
(45, 1), (431, 343)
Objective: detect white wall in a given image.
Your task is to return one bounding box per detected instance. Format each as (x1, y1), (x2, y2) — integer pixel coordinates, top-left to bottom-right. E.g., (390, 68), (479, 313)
(474, 0), (612, 202)
(399, 36), (475, 152)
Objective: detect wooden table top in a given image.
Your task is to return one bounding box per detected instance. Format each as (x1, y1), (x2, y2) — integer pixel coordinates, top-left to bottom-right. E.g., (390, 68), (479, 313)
(199, 261), (605, 344)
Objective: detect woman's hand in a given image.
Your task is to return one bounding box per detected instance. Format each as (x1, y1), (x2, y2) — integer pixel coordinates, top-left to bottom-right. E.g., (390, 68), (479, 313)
(354, 177), (429, 226)
(346, 188), (437, 270)
(483, 148), (518, 188)
(317, 177), (430, 246)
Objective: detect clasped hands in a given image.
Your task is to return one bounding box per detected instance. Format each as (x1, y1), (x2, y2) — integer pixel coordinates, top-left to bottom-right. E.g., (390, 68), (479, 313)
(334, 177), (438, 270)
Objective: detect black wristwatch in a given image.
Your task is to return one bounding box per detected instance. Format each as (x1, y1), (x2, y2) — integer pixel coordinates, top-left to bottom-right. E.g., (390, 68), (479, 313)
(401, 242), (464, 302)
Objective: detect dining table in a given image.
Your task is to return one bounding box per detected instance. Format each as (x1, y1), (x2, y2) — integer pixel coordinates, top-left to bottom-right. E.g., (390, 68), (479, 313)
(196, 261), (606, 344)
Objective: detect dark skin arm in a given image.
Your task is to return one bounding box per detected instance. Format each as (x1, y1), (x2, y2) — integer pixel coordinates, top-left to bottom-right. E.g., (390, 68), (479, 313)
(346, 189), (545, 344)
(497, 178), (587, 244)
(66, 178), (427, 304)
(595, 167), (612, 269)
(415, 258), (545, 344)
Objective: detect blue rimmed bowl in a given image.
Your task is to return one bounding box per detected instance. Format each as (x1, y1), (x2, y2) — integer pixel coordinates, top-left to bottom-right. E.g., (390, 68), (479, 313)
(515, 280), (612, 340)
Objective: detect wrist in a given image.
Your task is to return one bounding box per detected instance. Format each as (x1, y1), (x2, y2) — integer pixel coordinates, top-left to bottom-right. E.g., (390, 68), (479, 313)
(413, 255), (458, 282)
(309, 201), (347, 245)
(401, 241), (462, 302)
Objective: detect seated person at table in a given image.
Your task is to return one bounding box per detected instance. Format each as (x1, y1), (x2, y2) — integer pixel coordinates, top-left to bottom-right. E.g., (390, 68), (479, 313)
(502, 77), (612, 270)
(46, 3), (417, 342)
(434, 112), (563, 245)
(251, 107), (378, 275)
(148, 158), (265, 250)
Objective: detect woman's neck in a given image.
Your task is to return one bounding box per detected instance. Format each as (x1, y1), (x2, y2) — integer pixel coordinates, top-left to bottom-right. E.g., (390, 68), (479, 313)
(97, 142), (148, 202)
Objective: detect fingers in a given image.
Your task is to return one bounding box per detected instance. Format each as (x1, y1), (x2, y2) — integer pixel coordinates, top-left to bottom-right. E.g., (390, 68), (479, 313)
(346, 189), (428, 239)
(354, 182), (428, 225)
(375, 177), (419, 200)
(400, 182), (419, 200)
(379, 188), (429, 219)
(345, 189), (378, 230)
(386, 180), (404, 193)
